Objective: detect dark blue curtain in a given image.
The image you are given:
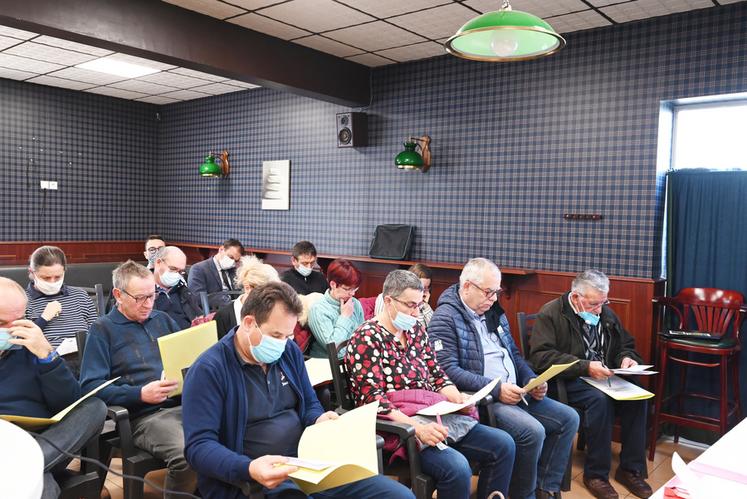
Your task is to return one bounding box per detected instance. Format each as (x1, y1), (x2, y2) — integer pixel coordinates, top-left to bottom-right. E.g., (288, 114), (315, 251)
(666, 169), (747, 438)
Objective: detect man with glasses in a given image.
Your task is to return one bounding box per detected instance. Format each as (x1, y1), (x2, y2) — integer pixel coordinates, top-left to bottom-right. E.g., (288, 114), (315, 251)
(80, 260), (197, 498)
(430, 258), (579, 499)
(529, 269), (650, 499)
(281, 240), (328, 295)
(144, 234), (166, 271)
(152, 246), (203, 329)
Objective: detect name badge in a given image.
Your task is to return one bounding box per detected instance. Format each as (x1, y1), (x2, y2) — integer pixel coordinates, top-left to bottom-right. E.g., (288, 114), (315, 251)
(433, 339), (443, 352)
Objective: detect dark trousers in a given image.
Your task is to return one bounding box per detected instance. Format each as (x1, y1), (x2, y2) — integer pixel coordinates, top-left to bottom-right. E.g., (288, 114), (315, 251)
(564, 378), (648, 479)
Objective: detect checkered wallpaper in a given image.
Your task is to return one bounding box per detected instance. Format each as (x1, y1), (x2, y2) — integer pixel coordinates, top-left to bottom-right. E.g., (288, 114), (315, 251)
(0, 78), (158, 240)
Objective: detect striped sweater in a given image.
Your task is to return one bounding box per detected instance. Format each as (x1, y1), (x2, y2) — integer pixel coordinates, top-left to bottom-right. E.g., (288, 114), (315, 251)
(25, 283), (98, 348)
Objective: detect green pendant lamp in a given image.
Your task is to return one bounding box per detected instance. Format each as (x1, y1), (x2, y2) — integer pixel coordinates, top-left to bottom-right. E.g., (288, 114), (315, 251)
(395, 136), (431, 172)
(445, 0), (565, 62)
(199, 151), (231, 178)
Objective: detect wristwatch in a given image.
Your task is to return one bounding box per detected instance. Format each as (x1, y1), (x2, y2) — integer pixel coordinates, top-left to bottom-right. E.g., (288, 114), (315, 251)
(38, 350), (60, 364)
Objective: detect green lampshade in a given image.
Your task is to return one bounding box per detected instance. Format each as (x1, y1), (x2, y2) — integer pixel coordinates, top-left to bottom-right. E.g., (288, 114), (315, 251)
(395, 142), (424, 169)
(445, 7), (565, 62)
(199, 154), (222, 177)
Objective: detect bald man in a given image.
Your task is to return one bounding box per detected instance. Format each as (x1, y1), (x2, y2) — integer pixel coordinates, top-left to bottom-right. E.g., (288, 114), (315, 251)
(0, 277), (106, 499)
(153, 246), (203, 329)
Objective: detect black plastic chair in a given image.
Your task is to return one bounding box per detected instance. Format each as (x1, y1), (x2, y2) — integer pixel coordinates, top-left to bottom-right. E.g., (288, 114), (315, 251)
(57, 434), (101, 499)
(79, 283), (106, 318)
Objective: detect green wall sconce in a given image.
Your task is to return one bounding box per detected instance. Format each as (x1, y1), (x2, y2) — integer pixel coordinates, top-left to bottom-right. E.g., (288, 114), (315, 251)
(445, 0), (565, 62)
(199, 150), (230, 178)
(395, 136), (431, 173)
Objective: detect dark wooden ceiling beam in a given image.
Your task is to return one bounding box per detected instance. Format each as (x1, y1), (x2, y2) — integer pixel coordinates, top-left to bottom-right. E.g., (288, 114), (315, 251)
(0, 0), (371, 106)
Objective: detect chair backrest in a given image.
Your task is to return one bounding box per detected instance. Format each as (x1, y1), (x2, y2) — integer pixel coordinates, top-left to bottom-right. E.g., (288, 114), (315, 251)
(671, 287), (745, 337)
(79, 283), (106, 317)
(76, 329), (88, 358)
(202, 290), (244, 314)
(516, 312), (538, 357)
(326, 340), (356, 411)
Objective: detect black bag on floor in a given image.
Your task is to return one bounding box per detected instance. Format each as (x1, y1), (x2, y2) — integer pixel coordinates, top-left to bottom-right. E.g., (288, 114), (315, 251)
(368, 224), (415, 260)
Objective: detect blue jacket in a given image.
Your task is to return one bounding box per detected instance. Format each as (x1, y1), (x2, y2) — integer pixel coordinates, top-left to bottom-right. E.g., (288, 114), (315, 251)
(188, 258), (236, 308)
(429, 284), (535, 400)
(182, 327), (324, 499)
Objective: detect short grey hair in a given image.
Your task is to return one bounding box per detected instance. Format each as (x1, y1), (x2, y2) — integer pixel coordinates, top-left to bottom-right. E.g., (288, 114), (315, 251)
(382, 270), (423, 298)
(0, 276), (28, 304)
(154, 246), (184, 262)
(113, 260), (153, 291)
(459, 258), (501, 287)
(571, 269), (610, 295)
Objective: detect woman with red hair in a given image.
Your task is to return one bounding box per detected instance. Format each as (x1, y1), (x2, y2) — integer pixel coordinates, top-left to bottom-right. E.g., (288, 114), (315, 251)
(307, 259), (364, 358)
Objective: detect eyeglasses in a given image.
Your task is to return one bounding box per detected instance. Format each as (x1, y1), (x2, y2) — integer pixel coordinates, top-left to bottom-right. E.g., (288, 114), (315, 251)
(391, 296), (424, 310)
(339, 286), (359, 294)
(120, 289), (156, 304)
(469, 281), (501, 299)
(146, 247), (162, 254)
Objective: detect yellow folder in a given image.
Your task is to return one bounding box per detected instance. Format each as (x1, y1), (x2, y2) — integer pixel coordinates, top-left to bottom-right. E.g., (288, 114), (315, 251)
(286, 401), (380, 494)
(157, 321), (218, 396)
(523, 360), (580, 392)
(581, 375), (654, 400)
(0, 377), (119, 430)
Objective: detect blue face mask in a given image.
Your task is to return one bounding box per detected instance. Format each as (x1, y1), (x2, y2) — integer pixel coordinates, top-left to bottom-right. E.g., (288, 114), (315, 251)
(296, 265), (313, 277)
(578, 311), (600, 327)
(387, 302), (418, 331)
(160, 270), (183, 288)
(249, 326), (287, 364)
(0, 328), (20, 351)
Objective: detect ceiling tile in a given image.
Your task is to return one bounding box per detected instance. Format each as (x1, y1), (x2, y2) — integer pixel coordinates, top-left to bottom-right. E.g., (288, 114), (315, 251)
(109, 79), (179, 95)
(46, 67), (126, 85)
(162, 0), (247, 19)
(345, 52), (395, 67)
(5, 41), (98, 65)
(136, 95), (182, 104)
(160, 89), (213, 100)
(601, 0), (713, 23)
(389, 3), (477, 40)
(137, 71), (212, 88)
(229, 13), (312, 39)
(33, 35), (113, 56)
(337, 0), (452, 19)
(261, 0), (375, 33)
(325, 21), (426, 51)
(102, 53), (176, 71)
(0, 26), (37, 40)
(0, 35), (23, 51)
(293, 35), (364, 57)
(225, 79), (261, 88)
(546, 9), (612, 34)
(587, 0), (622, 5)
(191, 82), (246, 94)
(169, 67), (227, 82)
(375, 41), (445, 62)
(26, 75), (95, 90)
(466, 0), (590, 18)
(0, 53), (64, 73)
(0, 66), (36, 80)
(229, 0), (288, 9)
(85, 86), (149, 100)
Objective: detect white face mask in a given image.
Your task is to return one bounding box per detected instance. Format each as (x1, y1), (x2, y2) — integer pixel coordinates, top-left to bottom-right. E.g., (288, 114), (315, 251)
(160, 270), (182, 288)
(219, 255), (235, 270)
(296, 264), (313, 277)
(35, 275), (64, 296)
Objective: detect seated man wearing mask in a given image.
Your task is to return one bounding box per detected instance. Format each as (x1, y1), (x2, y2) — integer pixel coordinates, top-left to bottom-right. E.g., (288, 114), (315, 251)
(0, 277), (106, 499)
(80, 261), (197, 498)
(183, 282), (414, 499)
(529, 269), (650, 499)
(144, 234), (166, 271)
(153, 246), (203, 330)
(281, 240), (328, 295)
(188, 238), (245, 309)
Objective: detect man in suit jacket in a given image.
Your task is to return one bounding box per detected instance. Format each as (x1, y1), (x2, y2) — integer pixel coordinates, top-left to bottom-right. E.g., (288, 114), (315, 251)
(153, 246), (203, 329)
(188, 238), (244, 309)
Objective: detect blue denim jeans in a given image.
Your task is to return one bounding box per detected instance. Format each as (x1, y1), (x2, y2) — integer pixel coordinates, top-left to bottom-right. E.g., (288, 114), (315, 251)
(564, 378), (648, 479)
(491, 396), (579, 498)
(420, 422), (515, 499)
(264, 474), (415, 498)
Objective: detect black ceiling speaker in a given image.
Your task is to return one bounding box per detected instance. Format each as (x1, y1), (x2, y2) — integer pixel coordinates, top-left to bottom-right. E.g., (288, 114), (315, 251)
(336, 112), (367, 148)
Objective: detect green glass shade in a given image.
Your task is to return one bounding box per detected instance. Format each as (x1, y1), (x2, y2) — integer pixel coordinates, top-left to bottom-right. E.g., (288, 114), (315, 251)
(445, 9), (565, 62)
(395, 142), (424, 169)
(199, 154), (222, 177)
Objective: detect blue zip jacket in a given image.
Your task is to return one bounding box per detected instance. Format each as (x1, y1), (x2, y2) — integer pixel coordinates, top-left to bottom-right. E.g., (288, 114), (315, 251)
(182, 327), (324, 499)
(429, 284), (535, 400)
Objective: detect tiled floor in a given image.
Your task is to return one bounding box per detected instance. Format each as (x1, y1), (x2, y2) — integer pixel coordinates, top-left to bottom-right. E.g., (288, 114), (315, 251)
(98, 436), (705, 498)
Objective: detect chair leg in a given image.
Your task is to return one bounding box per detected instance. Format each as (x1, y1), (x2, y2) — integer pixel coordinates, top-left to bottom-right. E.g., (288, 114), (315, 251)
(649, 341), (668, 461)
(123, 460), (146, 499)
(720, 355), (729, 435)
(674, 357), (687, 444)
(730, 353), (742, 424)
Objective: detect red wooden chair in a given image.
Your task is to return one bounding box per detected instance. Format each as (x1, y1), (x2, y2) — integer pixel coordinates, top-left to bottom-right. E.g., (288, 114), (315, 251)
(648, 287), (745, 460)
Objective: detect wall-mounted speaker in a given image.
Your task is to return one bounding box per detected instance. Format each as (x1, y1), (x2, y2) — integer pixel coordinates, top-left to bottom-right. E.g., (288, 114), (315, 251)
(336, 112), (367, 148)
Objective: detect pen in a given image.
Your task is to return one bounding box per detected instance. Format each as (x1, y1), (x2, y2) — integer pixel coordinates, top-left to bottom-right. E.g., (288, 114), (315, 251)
(436, 412), (442, 427)
(520, 394), (529, 406)
(160, 370), (166, 381)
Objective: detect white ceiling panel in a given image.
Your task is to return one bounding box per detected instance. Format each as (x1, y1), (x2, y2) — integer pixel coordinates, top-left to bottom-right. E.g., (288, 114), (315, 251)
(325, 21), (427, 52)
(602, 0), (713, 23)
(191, 82), (247, 94)
(294, 35), (364, 57)
(546, 9), (612, 34)
(159, 89), (213, 100)
(376, 41), (445, 62)
(33, 36), (113, 56)
(168, 67), (227, 82)
(587, 0), (624, 6)
(162, 0), (246, 19)
(229, 0), (289, 10)
(5, 41), (98, 65)
(46, 66), (127, 85)
(388, 3), (477, 40)
(85, 87), (149, 99)
(109, 79), (179, 95)
(467, 0), (590, 18)
(229, 13), (312, 40)
(101, 53), (176, 71)
(337, 0), (452, 19)
(0, 66), (37, 80)
(26, 75), (94, 90)
(136, 95), (182, 104)
(0, 52), (64, 73)
(261, 0), (375, 33)
(0, 26), (37, 40)
(137, 71), (212, 88)
(345, 52), (395, 67)
(0, 35), (23, 51)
